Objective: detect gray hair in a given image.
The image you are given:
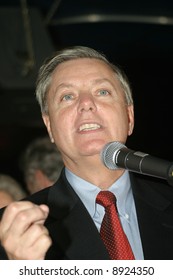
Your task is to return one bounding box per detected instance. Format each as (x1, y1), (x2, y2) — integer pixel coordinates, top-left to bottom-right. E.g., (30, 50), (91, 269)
(21, 136), (64, 186)
(35, 46), (133, 114)
(0, 174), (26, 201)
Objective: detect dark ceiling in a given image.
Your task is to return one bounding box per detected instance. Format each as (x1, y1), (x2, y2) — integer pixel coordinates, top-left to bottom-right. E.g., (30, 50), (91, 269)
(0, 0), (173, 186)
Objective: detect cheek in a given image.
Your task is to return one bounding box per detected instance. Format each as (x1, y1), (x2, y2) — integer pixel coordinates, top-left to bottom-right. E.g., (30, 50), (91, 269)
(109, 105), (128, 121)
(50, 111), (73, 140)
(110, 107), (130, 131)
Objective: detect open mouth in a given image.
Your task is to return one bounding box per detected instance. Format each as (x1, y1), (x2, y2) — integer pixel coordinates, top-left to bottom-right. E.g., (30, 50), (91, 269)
(79, 123), (101, 132)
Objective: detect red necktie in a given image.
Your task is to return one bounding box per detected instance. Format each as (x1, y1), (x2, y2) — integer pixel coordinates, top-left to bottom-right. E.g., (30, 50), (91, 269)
(96, 190), (135, 260)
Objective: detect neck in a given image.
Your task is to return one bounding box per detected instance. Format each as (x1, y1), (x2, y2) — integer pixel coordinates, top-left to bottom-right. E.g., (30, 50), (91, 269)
(64, 155), (125, 189)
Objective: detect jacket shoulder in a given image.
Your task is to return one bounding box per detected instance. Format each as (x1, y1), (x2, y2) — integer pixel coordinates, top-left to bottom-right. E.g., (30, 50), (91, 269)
(131, 173), (173, 202)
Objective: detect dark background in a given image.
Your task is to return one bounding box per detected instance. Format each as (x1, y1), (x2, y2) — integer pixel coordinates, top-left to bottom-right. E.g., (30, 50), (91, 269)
(0, 0), (173, 187)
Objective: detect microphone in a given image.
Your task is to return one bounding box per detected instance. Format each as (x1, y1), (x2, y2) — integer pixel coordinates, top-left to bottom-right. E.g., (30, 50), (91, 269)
(101, 141), (173, 186)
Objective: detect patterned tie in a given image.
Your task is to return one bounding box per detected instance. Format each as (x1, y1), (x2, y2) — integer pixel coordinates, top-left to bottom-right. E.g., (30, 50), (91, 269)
(96, 190), (135, 260)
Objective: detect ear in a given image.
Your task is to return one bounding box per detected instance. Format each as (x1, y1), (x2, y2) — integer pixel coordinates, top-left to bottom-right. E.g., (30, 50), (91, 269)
(127, 105), (134, 136)
(42, 114), (55, 143)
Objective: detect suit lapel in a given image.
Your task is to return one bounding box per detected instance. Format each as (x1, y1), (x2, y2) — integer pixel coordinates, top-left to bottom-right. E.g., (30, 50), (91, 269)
(45, 170), (109, 260)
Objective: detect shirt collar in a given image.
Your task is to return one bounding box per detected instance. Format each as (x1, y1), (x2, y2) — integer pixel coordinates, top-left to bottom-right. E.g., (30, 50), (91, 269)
(65, 168), (131, 218)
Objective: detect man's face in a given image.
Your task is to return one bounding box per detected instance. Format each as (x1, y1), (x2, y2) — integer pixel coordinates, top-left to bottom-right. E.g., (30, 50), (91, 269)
(43, 58), (134, 165)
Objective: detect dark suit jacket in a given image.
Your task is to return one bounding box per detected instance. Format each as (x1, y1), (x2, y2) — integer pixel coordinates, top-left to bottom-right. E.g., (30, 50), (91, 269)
(0, 168), (173, 260)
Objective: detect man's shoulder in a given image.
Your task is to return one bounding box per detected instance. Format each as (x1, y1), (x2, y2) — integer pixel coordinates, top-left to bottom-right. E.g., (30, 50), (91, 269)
(23, 186), (50, 205)
(131, 172), (173, 201)
(23, 170), (66, 205)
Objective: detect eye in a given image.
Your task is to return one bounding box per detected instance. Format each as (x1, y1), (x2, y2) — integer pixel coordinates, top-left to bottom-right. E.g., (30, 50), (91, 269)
(62, 94), (73, 101)
(98, 89), (109, 96)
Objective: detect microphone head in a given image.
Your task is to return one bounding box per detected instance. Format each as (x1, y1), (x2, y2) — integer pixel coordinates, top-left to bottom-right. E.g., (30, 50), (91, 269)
(101, 141), (126, 170)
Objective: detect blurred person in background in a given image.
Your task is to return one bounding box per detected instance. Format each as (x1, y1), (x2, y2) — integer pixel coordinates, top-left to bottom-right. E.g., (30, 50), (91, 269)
(20, 136), (64, 194)
(0, 174), (26, 208)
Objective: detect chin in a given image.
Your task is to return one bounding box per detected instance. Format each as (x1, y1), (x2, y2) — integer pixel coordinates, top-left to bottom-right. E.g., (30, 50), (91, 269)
(80, 142), (105, 156)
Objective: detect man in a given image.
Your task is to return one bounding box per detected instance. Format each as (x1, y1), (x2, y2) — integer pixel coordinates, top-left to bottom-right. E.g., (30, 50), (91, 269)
(0, 46), (173, 260)
(20, 136), (63, 194)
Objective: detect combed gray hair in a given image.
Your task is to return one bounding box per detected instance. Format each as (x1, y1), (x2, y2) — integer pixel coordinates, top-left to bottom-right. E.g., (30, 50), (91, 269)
(35, 46), (133, 114)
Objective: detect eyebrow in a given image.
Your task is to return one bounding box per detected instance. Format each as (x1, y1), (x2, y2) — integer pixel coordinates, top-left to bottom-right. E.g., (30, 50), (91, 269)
(55, 83), (74, 91)
(53, 78), (115, 97)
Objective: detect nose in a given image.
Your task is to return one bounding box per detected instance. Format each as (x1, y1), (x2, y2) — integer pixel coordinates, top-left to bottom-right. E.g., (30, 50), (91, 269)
(77, 92), (97, 113)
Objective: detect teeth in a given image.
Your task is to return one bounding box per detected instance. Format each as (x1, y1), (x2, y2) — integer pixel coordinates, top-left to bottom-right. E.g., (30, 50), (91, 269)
(79, 123), (101, 132)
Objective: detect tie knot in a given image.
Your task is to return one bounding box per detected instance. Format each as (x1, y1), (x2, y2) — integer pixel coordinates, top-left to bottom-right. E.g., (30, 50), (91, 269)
(96, 191), (116, 208)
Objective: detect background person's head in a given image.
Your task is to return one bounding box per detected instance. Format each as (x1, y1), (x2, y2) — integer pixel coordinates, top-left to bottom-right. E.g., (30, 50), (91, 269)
(0, 174), (26, 208)
(21, 136), (64, 194)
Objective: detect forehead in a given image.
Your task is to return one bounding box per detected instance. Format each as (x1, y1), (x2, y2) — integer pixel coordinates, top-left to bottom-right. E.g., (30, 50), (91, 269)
(52, 58), (116, 81)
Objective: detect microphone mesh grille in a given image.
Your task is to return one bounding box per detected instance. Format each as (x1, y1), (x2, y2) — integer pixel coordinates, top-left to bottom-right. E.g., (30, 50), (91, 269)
(101, 141), (126, 170)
